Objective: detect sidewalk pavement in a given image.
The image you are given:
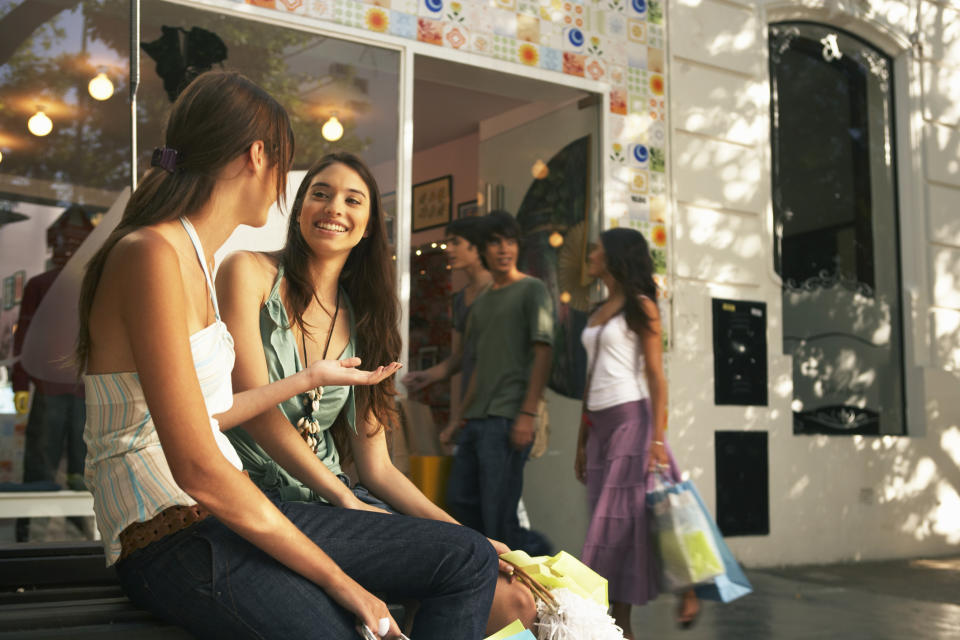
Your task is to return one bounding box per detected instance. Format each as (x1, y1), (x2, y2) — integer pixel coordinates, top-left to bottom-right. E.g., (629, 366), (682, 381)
(629, 556), (960, 639)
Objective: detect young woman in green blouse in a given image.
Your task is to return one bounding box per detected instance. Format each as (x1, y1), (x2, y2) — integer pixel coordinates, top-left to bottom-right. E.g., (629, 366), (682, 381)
(217, 152), (537, 634)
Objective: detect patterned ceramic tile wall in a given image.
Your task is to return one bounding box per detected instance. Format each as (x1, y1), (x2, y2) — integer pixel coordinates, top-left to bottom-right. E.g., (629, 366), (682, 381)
(207, 0), (671, 294)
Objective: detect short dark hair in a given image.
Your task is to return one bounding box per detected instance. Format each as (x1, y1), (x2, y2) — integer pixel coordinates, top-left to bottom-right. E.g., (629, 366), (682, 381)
(484, 210), (520, 242)
(478, 210), (520, 269)
(445, 217), (486, 249)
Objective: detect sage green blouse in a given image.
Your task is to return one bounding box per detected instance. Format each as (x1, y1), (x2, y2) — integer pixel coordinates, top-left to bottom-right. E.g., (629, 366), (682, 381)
(226, 265), (357, 502)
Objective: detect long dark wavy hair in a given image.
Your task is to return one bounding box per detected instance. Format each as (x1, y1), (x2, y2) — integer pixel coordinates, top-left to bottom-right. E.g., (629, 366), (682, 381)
(277, 152), (400, 448)
(76, 71), (294, 368)
(599, 227), (660, 336)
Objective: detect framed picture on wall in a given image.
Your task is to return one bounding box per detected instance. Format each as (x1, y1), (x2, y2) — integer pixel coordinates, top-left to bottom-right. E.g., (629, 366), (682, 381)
(412, 175), (452, 232)
(457, 200), (479, 219)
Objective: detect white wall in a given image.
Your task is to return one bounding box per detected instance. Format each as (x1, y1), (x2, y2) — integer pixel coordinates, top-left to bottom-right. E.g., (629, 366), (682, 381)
(666, 0), (960, 565)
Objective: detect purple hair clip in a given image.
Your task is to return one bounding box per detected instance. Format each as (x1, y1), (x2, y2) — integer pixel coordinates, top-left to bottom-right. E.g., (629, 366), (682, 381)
(151, 146), (180, 174)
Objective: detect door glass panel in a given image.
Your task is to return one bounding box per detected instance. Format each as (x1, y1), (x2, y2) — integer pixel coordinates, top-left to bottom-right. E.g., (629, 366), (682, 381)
(770, 23), (905, 435)
(0, 0), (129, 543)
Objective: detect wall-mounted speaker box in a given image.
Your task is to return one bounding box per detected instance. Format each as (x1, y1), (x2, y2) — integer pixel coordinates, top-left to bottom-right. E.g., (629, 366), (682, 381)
(715, 431), (770, 537)
(712, 298), (768, 406)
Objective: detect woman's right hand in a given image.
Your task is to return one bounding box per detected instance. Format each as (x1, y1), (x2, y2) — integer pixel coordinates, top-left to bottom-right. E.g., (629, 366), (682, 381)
(327, 575), (402, 639)
(574, 442), (587, 484)
(307, 357), (401, 390)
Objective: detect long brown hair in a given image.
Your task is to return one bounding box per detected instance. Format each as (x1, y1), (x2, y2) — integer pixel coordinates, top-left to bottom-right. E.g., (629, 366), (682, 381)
(76, 71), (294, 368)
(278, 153), (401, 448)
(599, 227), (659, 337)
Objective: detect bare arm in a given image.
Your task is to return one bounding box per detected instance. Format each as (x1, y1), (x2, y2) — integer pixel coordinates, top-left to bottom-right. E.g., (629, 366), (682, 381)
(639, 298), (668, 468)
(401, 328), (464, 392)
(510, 342), (552, 450)
(351, 414), (457, 523)
(117, 238), (399, 635)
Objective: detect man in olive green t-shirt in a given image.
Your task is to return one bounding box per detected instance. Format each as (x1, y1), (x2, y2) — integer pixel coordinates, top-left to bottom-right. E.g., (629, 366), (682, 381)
(446, 211), (553, 553)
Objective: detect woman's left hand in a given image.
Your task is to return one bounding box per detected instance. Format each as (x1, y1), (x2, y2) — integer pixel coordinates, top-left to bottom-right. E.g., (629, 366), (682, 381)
(307, 357), (402, 389)
(487, 538), (515, 577)
(648, 439), (669, 472)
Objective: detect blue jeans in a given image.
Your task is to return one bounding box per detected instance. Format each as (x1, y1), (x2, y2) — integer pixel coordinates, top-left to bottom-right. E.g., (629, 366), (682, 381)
(446, 417), (529, 550)
(115, 492), (498, 639)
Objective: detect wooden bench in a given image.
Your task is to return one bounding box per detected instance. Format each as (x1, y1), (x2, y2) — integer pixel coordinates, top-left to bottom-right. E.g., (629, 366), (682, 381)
(0, 541), (190, 639)
(1, 541), (406, 638)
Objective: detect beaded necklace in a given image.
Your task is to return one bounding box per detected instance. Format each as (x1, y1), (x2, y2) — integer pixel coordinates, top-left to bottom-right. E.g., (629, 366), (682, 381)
(296, 290), (340, 453)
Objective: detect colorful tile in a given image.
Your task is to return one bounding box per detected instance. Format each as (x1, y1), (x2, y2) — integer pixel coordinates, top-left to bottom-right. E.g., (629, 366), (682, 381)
(540, 46), (563, 70)
(417, 17), (444, 44)
(306, 0), (333, 20)
(585, 56), (606, 81)
(518, 42), (540, 65)
(471, 31), (494, 54)
(334, 0), (365, 27)
(539, 20), (563, 48)
(390, 10), (417, 37)
(627, 0), (647, 17)
(562, 25), (586, 50)
(563, 51), (586, 76)
(364, 6), (390, 32)
(419, 0), (445, 18)
(443, 23), (469, 48)
(647, 22), (664, 47)
(647, 46), (664, 73)
(445, 1), (467, 23)
(627, 18), (646, 43)
(492, 34), (517, 61)
(517, 14), (540, 42)
(611, 86), (627, 114)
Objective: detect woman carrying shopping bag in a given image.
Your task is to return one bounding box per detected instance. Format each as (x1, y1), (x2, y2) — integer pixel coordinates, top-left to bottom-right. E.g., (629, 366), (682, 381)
(574, 228), (699, 637)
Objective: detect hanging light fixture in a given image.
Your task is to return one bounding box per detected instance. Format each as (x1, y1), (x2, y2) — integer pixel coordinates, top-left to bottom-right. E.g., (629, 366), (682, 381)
(88, 71), (114, 101)
(28, 108), (53, 137)
(321, 115), (344, 142)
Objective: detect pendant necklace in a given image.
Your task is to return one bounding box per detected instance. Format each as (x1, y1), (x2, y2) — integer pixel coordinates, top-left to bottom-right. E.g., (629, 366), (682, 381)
(296, 290), (340, 453)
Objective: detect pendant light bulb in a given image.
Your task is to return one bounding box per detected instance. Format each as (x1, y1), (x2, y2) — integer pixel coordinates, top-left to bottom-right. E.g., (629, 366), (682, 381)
(321, 115), (344, 142)
(28, 109), (53, 137)
(88, 71), (114, 101)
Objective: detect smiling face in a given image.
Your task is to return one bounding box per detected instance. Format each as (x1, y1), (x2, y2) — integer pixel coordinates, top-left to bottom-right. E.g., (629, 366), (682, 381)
(483, 233), (519, 277)
(297, 162), (370, 257)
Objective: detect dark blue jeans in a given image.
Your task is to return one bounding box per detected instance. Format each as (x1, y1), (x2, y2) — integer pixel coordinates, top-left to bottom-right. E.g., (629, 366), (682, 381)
(446, 417), (529, 551)
(115, 493), (498, 639)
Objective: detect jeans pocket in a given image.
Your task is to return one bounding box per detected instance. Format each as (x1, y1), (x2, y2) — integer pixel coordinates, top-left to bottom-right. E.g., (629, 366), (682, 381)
(174, 529), (216, 598)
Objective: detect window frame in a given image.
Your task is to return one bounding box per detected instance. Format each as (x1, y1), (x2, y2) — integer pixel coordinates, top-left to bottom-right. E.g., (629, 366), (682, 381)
(762, 6), (931, 437)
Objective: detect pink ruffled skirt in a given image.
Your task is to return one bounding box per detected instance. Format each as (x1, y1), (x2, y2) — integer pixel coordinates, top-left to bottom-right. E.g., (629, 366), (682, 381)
(581, 399), (680, 606)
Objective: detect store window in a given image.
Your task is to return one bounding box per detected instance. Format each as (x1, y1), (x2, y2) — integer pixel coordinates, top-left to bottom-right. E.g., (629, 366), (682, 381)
(0, 0), (129, 543)
(0, 0), (401, 545)
(769, 22), (905, 435)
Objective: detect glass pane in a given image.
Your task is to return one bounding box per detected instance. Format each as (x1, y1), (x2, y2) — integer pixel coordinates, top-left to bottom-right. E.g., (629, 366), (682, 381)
(404, 56), (600, 440)
(0, 0), (129, 543)
(138, 1), (400, 257)
(770, 23), (905, 435)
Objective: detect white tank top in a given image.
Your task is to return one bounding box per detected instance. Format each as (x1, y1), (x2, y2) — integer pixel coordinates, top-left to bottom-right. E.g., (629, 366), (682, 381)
(581, 312), (649, 411)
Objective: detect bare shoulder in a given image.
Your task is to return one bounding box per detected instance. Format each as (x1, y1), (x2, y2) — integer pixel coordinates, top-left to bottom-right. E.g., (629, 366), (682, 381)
(216, 250), (276, 302)
(109, 227), (181, 277)
(637, 294), (660, 320)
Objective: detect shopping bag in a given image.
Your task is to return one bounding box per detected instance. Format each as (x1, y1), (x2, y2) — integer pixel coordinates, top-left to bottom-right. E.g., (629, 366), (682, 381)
(485, 620), (532, 640)
(500, 550), (608, 608)
(687, 484), (753, 603)
(646, 476), (725, 592)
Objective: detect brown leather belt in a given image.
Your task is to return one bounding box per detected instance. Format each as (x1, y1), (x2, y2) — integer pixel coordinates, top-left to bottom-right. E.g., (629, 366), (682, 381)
(118, 504), (210, 561)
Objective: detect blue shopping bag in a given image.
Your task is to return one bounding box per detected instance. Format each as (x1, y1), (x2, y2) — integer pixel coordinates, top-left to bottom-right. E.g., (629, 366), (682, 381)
(686, 482), (753, 603)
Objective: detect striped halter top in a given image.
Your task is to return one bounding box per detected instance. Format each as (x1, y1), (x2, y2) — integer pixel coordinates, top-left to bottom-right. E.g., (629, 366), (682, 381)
(83, 217), (242, 565)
